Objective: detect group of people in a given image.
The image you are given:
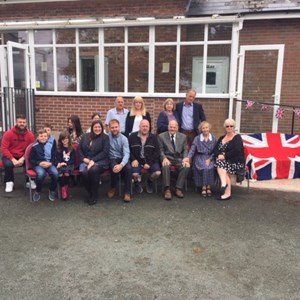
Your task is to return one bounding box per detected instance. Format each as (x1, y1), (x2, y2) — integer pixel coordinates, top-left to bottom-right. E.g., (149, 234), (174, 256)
(1, 89), (245, 205)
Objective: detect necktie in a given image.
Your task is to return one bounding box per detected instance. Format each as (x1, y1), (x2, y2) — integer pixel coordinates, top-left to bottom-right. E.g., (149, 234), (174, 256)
(171, 135), (176, 151)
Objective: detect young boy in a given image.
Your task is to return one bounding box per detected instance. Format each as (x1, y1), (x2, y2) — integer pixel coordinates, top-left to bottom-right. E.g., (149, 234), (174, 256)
(30, 129), (58, 202)
(43, 123), (57, 161)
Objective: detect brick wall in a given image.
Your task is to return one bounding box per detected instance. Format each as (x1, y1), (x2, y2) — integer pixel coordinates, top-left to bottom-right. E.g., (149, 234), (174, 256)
(0, 0), (185, 20)
(35, 96), (229, 138)
(240, 19), (300, 134)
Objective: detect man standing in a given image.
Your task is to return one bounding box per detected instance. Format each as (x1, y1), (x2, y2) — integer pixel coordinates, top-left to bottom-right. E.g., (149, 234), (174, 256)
(105, 96), (129, 134)
(176, 88), (206, 146)
(158, 120), (190, 200)
(107, 119), (132, 202)
(128, 119), (161, 194)
(1, 114), (35, 192)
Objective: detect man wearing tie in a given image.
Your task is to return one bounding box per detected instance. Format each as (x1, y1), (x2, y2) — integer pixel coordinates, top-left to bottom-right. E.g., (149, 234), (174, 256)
(158, 120), (190, 200)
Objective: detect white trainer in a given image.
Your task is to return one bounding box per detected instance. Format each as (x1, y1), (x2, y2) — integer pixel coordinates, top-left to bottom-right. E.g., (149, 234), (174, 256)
(26, 180), (36, 189)
(5, 181), (14, 193)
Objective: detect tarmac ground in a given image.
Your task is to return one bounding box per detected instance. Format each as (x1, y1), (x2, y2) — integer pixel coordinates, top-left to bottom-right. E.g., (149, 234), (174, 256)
(0, 172), (299, 300)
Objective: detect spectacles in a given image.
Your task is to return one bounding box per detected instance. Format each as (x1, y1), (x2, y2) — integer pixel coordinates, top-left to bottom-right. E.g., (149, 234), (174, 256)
(226, 125), (234, 128)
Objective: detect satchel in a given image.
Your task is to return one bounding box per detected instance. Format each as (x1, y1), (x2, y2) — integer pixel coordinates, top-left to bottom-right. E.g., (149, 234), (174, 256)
(236, 167), (245, 183)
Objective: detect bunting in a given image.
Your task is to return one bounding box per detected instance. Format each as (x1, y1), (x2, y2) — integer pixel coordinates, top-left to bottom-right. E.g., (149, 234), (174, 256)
(276, 107), (285, 119)
(237, 99), (300, 120)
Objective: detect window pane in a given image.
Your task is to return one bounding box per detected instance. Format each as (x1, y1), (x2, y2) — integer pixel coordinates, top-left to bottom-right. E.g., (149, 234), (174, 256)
(208, 24), (232, 41)
(104, 27), (124, 43)
(206, 44), (230, 93)
(181, 24), (204, 42)
(105, 47), (124, 92)
(128, 27), (149, 43)
(56, 29), (75, 44)
(57, 47), (76, 91)
(80, 47), (98, 92)
(179, 45), (203, 93)
(3, 31), (28, 44)
(35, 47), (54, 91)
(155, 26), (177, 42)
(34, 30), (53, 44)
(155, 46), (176, 93)
(79, 28), (98, 44)
(128, 46), (148, 92)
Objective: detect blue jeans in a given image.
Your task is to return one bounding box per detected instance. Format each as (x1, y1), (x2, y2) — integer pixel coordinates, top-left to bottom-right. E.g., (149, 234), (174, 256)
(33, 165), (58, 193)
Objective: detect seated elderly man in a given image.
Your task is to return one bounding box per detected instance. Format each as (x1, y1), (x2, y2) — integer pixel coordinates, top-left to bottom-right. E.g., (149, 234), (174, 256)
(128, 119), (161, 194)
(158, 120), (190, 200)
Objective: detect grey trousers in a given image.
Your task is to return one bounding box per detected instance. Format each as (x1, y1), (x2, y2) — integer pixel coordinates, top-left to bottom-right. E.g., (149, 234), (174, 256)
(162, 160), (190, 190)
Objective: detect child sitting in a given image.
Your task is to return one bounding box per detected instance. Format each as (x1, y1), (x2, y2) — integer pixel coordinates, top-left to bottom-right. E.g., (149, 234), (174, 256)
(30, 129), (58, 202)
(56, 131), (75, 200)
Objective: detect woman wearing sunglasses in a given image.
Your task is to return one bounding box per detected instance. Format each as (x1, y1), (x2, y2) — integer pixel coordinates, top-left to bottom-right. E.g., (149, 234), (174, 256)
(213, 119), (245, 200)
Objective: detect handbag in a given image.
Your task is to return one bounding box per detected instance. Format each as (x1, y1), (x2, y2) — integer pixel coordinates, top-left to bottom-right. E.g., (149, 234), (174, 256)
(236, 167), (245, 183)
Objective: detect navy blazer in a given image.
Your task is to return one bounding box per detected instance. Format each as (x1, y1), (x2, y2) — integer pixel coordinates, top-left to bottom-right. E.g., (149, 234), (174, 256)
(175, 101), (206, 134)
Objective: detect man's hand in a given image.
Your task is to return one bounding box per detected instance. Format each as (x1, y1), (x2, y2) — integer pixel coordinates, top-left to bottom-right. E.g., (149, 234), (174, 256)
(182, 157), (190, 168)
(162, 158), (170, 166)
(131, 160), (139, 168)
(113, 164), (123, 173)
(143, 164), (150, 170)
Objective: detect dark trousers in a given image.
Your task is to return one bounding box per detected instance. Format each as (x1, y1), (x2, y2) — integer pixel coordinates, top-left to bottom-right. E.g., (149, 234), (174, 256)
(81, 165), (105, 201)
(110, 159), (132, 194)
(2, 156), (25, 183)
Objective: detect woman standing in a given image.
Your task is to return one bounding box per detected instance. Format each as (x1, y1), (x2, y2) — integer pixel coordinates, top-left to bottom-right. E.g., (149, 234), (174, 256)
(67, 115), (83, 144)
(188, 121), (216, 197)
(125, 96), (151, 137)
(78, 120), (109, 205)
(156, 98), (180, 134)
(214, 119), (245, 200)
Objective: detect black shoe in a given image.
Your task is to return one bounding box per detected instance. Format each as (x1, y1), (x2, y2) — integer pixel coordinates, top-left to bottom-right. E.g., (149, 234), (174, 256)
(134, 181), (143, 194)
(220, 184), (228, 195)
(216, 195), (231, 201)
(146, 179), (153, 194)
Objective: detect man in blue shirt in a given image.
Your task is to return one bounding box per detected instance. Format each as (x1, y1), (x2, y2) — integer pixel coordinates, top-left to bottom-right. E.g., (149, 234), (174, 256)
(105, 96), (129, 134)
(107, 119), (132, 202)
(176, 89), (206, 146)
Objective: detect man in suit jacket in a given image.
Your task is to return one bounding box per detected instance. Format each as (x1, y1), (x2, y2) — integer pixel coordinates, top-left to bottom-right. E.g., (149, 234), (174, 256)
(176, 88), (206, 146)
(158, 120), (190, 200)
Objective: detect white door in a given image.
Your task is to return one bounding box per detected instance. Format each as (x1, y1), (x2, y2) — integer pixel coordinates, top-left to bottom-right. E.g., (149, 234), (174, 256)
(235, 44), (284, 133)
(0, 41), (32, 131)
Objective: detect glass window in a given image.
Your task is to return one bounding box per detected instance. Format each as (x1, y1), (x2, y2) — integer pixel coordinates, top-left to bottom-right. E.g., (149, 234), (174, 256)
(56, 47), (76, 91)
(79, 28), (98, 44)
(128, 46), (148, 92)
(155, 26), (177, 42)
(104, 27), (124, 43)
(35, 47), (54, 91)
(56, 29), (75, 44)
(34, 30), (53, 44)
(179, 45), (204, 93)
(105, 47), (124, 92)
(154, 46), (176, 93)
(208, 24), (232, 41)
(128, 27), (149, 43)
(79, 47), (98, 91)
(181, 24), (205, 42)
(3, 31), (28, 44)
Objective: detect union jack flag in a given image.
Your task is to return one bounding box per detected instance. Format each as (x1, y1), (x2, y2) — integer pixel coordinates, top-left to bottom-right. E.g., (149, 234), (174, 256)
(242, 133), (300, 180)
